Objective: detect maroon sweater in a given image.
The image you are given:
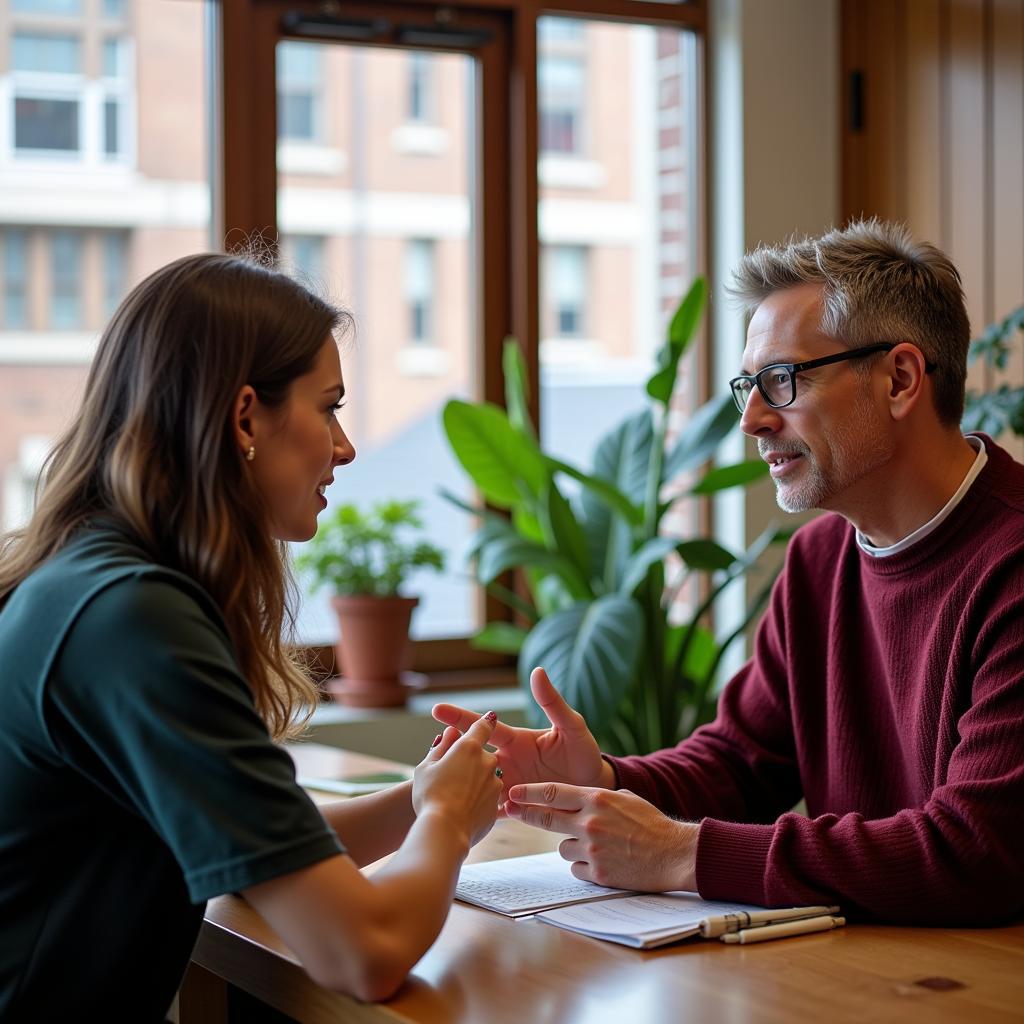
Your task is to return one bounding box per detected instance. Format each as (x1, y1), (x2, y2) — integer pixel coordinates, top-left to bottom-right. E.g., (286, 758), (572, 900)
(608, 435), (1024, 924)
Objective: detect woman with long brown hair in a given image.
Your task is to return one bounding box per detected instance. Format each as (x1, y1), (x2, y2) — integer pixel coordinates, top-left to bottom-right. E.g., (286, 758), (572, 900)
(0, 253), (502, 1020)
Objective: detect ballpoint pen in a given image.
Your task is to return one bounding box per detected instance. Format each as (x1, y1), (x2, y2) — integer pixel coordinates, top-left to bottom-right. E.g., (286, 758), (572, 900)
(720, 915), (846, 944)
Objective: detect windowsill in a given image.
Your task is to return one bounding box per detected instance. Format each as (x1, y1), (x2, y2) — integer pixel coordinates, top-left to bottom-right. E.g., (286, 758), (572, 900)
(391, 122), (449, 156)
(0, 330), (98, 365)
(538, 155), (607, 190)
(277, 141), (347, 176)
(395, 344), (450, 377)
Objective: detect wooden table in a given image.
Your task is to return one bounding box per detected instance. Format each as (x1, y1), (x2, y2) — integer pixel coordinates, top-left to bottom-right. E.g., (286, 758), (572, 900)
(180, 745), (1024, 1024)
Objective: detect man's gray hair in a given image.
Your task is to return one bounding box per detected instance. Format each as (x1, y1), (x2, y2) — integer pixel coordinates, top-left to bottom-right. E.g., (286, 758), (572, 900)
(730, 218), (970, 425)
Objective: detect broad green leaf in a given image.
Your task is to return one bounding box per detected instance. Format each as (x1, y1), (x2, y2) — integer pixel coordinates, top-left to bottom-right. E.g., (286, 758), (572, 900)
(665, 623), (717, 681)
(592, 410), (654, 504)
(502, 337), (535, 438)
(443, 400), (547, 507)
(546, 457), (643, 527)
(674, 539), (738, 571)
(664, 394), (738, 479)
(542, 478), (592, 583)
(691, 459), (770, 495)
(477, 536), (588, 598)
(471, 621), (529, 654)
(518, 595), (644, 731)
(618, 536), (678, 595)
(646, 277), (707, 404)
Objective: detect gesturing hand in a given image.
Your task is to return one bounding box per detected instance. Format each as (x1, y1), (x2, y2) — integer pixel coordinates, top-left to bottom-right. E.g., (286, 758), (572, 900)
(413, 715), (502, 848)
(506, 782), (699, 893)
(432, 667), (613, 801)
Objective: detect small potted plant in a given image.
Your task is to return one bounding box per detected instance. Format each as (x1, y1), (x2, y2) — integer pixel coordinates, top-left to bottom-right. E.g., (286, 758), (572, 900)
(297, 499), (445, 707)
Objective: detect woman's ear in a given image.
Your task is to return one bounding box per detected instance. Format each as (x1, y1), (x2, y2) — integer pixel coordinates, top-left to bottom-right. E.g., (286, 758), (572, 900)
(233, 385), (259, 457)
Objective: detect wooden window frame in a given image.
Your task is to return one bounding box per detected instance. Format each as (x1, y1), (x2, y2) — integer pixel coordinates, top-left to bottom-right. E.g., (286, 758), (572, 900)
(216, 0), (708, 686)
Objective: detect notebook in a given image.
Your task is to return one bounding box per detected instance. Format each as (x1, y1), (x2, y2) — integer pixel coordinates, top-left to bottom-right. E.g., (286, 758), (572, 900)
(457, 852), (840, 948)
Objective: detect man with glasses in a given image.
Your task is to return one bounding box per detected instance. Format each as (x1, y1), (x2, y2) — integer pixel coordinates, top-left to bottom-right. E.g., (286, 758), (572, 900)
(435, 219), (1024, 925)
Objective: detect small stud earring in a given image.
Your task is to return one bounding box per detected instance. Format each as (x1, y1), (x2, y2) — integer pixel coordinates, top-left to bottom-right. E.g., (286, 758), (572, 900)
(245, 446), (255, 462)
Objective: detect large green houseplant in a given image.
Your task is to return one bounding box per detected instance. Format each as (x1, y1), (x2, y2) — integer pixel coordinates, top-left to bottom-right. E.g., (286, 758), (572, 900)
(442, 279), (784, 756)
(297, 500), (444, 707)
(962, 303), (1024, 439)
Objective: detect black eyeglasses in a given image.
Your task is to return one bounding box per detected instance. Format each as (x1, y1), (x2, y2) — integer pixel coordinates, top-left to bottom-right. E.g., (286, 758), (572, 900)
(729, 343), (933, 412)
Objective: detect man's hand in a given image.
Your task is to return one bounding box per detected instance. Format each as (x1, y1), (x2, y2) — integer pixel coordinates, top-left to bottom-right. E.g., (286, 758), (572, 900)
(505, 782), (698, 893)
(432, 667), (614, 800)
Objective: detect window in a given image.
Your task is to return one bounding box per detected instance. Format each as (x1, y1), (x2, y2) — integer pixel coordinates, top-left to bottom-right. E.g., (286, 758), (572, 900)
(50, 232), (82, 329)
(12, 33), (82, 74)
(3, 233), (29, 330)
(0, 0), (212, 557)
(277, 42), (323, 142)
(547, 246), (587, 338)
(227, 0), (705, 668)
(280, 235), (324, 282)
(8, 23), (131, 163)
(405, 240), (435, 344)
(14, 0), (81, 13)
(408, 53), (433, 123)
(102, 233), (128, 319)
(538, 55), (585, 155)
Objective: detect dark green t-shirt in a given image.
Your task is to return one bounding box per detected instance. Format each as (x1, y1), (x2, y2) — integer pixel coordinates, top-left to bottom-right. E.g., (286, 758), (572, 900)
(0, 526), (344, 1021)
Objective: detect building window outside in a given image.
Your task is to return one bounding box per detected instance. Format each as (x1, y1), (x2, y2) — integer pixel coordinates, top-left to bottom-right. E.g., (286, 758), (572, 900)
(280, 235), (325, 283)
(50, 231), (82, 329)
(3, 232), (29, 330)
(408, 53), (433, 124)
(277, 42), (323, 142)
(101, 0), (125, 19)
(8, 24), (132, 163)
(538, 55), (585, 155)
(548, 246), (587, 337)
(102, 232), (128, 319)
(14, 0), (82, 13)
(405, 239), (435, 344)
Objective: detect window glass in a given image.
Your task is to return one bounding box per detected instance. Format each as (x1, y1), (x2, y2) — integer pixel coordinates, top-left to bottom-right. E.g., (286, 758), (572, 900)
(103, 37), (126, 79)
(13, 0), (82, 15)
(3, 232), (29, 330)
(537, 19), (701, 518)
(405, 239), (434, 343)
(278, 41), (477, 642)
(0, 0), (212, 532)
(277, 42), (322, 142)
(408, 53), (432, 123)
(281, 235), (325, 282)
(538, 56), (584, 155)
(102, 233), (127, 317)
(103, 98), (119, 155)
(12, 33), (82, 75)
(50, 232), (82, 329)
(15, 98), (79, 152)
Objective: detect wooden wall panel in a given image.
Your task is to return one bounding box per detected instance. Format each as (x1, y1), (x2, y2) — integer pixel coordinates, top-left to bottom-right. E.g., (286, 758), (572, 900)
(991, 0), (1024, 454)
(842, 0), (1024, 460)
(905, 0), (943, 244)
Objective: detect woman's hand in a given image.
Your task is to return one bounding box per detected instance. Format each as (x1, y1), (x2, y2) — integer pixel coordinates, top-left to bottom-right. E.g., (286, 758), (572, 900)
(432, 668), (612, 804)
(413, 714), (502, 847)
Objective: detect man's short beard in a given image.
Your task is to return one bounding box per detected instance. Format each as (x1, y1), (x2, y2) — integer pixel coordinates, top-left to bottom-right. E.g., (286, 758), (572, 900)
(770, 388), (893, 514)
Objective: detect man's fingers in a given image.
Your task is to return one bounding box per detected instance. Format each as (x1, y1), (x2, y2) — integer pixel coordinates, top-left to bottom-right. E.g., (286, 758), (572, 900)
(529, 668), (587, 734)
(505, 800), (577, 835)
(507, 782), (588, 811)
(431, 703), (517, 747)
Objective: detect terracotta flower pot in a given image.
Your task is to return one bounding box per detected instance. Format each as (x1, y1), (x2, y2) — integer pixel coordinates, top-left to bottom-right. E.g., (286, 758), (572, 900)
(328, 594), (419, 708)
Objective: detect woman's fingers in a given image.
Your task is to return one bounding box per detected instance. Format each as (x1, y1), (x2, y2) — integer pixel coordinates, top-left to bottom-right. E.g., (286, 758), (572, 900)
(431, 703), (517, 747)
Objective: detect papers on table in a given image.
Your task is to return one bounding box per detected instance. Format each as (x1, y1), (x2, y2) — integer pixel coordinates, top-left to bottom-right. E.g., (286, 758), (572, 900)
(457, 852), (842, 948)
(456, 851), (637, 916)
